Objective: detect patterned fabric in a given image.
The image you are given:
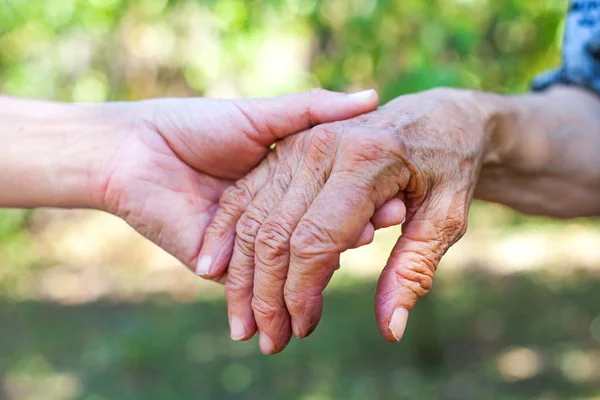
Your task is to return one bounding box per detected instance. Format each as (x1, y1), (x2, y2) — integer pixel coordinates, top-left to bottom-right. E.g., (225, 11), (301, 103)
(533, 0), (600, 93)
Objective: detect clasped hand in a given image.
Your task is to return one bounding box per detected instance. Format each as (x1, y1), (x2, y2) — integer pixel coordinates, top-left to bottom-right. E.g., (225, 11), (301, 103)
(196, 88), (490, 354)
(96, 87), (490, 355)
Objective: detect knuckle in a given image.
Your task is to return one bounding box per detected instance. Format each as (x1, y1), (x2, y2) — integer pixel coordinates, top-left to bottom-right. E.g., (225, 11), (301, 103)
(349, 135), (386, 161)
(393, 261), (436, 299)
(255, 218), (292, 264)
(444, 212), (468, 243)
(235, 208), (266, 246)
(307, 126), (338, 158)
(345, 131), (406, 164)
(233, 233), (255, 260)
(428, 198), (469, 245)
(291, 219), (340, 257)
(283, 286), (305, 310)
(414, 232), (448, 265)
(255, 263), (287, 283)
(225, 274), (251, 300)
(204, 217), (230, 241)
(205, 184), (254, 240)
(283, 286), (313, 314)
(220, 183), (251, 210)
(446, 218), (468, 243)
(252, 294), (283, 321)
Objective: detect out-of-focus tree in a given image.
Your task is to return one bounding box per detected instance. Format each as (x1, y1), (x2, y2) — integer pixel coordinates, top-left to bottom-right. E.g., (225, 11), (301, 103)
(5, 4), (600, 399)
(0, 0), (567, 103)
(0, 0), (567, 288)
(0, 0), (570, 291)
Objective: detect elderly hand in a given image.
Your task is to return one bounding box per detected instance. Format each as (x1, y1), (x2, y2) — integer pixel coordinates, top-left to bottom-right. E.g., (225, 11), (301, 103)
(200, 88), (493, 354)
(96, 89), (379, 273)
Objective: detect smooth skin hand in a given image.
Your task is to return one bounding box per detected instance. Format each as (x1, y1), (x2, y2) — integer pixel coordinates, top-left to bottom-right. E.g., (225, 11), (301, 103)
(200, 86), (600, 355)
(0, 89), (380, 273)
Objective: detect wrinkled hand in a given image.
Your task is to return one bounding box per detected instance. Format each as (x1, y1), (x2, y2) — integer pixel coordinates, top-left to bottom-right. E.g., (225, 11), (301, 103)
(200, 88), (490, 354)
(98, 89), (379, 273)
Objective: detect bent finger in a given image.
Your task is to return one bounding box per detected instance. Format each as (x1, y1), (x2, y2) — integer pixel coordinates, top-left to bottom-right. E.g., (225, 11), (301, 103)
(226, 171), (291, 343)
(252, 132), (334, 353)
(371, 196), (407, 229)
(375, 194), (468, 342)
(285, 175), (387, 338)
(196, 157), (272, 279)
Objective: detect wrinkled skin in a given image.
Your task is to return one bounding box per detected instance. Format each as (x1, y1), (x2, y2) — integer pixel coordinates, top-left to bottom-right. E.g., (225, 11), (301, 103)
(200, 88), (491, 354)
(97, 90), (380, 272)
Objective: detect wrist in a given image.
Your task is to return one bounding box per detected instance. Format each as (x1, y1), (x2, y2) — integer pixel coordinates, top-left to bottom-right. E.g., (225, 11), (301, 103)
(463, 90), (517, 168)
(474, 86), (600, 173)
(473, 86), (600, 216)
(417, 87), (507, 168)
(0, 97), (135, 209)
(425, 88), (544, 206)
(469, 89), (550, 206)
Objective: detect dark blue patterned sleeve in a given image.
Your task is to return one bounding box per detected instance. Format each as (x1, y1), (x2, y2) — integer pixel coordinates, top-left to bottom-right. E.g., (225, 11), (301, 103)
(533, 0), (600, 93)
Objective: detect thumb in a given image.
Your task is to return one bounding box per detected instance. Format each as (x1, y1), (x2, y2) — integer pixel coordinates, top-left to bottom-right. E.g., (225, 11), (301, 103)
(374, 196), (468, 342)
(236, 89), (379, 145)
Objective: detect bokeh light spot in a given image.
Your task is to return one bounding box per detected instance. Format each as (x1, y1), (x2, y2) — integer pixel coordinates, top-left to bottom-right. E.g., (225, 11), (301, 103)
(558, 349), (596, 383)
(220, 362), (252, 393)
(186, 334), (218, 364)
(72, 72), (108, 103)
(497, 347), (543, 382)
(589, 315), (600, 343)
(286, 0), (318, 16)
(89, 0), (121, 10)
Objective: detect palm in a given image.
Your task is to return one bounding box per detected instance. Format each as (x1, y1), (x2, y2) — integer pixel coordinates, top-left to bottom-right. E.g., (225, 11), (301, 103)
(103, 125), (233, 269)
(99, 90), (378, 272)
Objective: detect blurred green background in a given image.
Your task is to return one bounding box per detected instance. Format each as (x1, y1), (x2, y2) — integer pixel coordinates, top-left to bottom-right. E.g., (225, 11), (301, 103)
(2, 0), (600, 399)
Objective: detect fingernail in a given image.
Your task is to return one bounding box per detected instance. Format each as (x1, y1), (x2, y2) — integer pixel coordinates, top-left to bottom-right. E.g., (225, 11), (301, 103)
(259, 332), (276, 355)
(349, 89), (376, 100)
(389, 307), (409, 342)
(196, 255), (212, 276)
(230, 316), (247, 341)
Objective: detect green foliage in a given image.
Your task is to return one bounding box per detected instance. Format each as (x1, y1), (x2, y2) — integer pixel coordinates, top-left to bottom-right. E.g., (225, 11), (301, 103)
(0, 0), (573, 264)
(0, 209), (35, 294)
(0, 0), (567, 102)
(0, 0), (572, 251)
(3, 2), (598, 398)
(2, 273), (600, 399)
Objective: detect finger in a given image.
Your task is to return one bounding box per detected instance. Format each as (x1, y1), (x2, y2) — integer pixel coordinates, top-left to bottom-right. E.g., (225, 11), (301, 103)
(374, 194), (468, 342)
(196, 156), (272, 279)
(237, 89), (379, 145)
(284, 130), (412, 338)
(252, 131), (334, 354)
(226, 170), (291, 344)
(351, 196), (406, 249)
(197, 157), (274, 344)
(285, 175), (394, 338)
(371, 196), (407, 229)
(352, 222), (375, 248)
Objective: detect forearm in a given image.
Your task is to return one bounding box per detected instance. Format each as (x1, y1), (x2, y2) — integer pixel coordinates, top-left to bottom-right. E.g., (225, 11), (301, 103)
(475, 86), (600, 217)
(0, 96), (123, 209)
